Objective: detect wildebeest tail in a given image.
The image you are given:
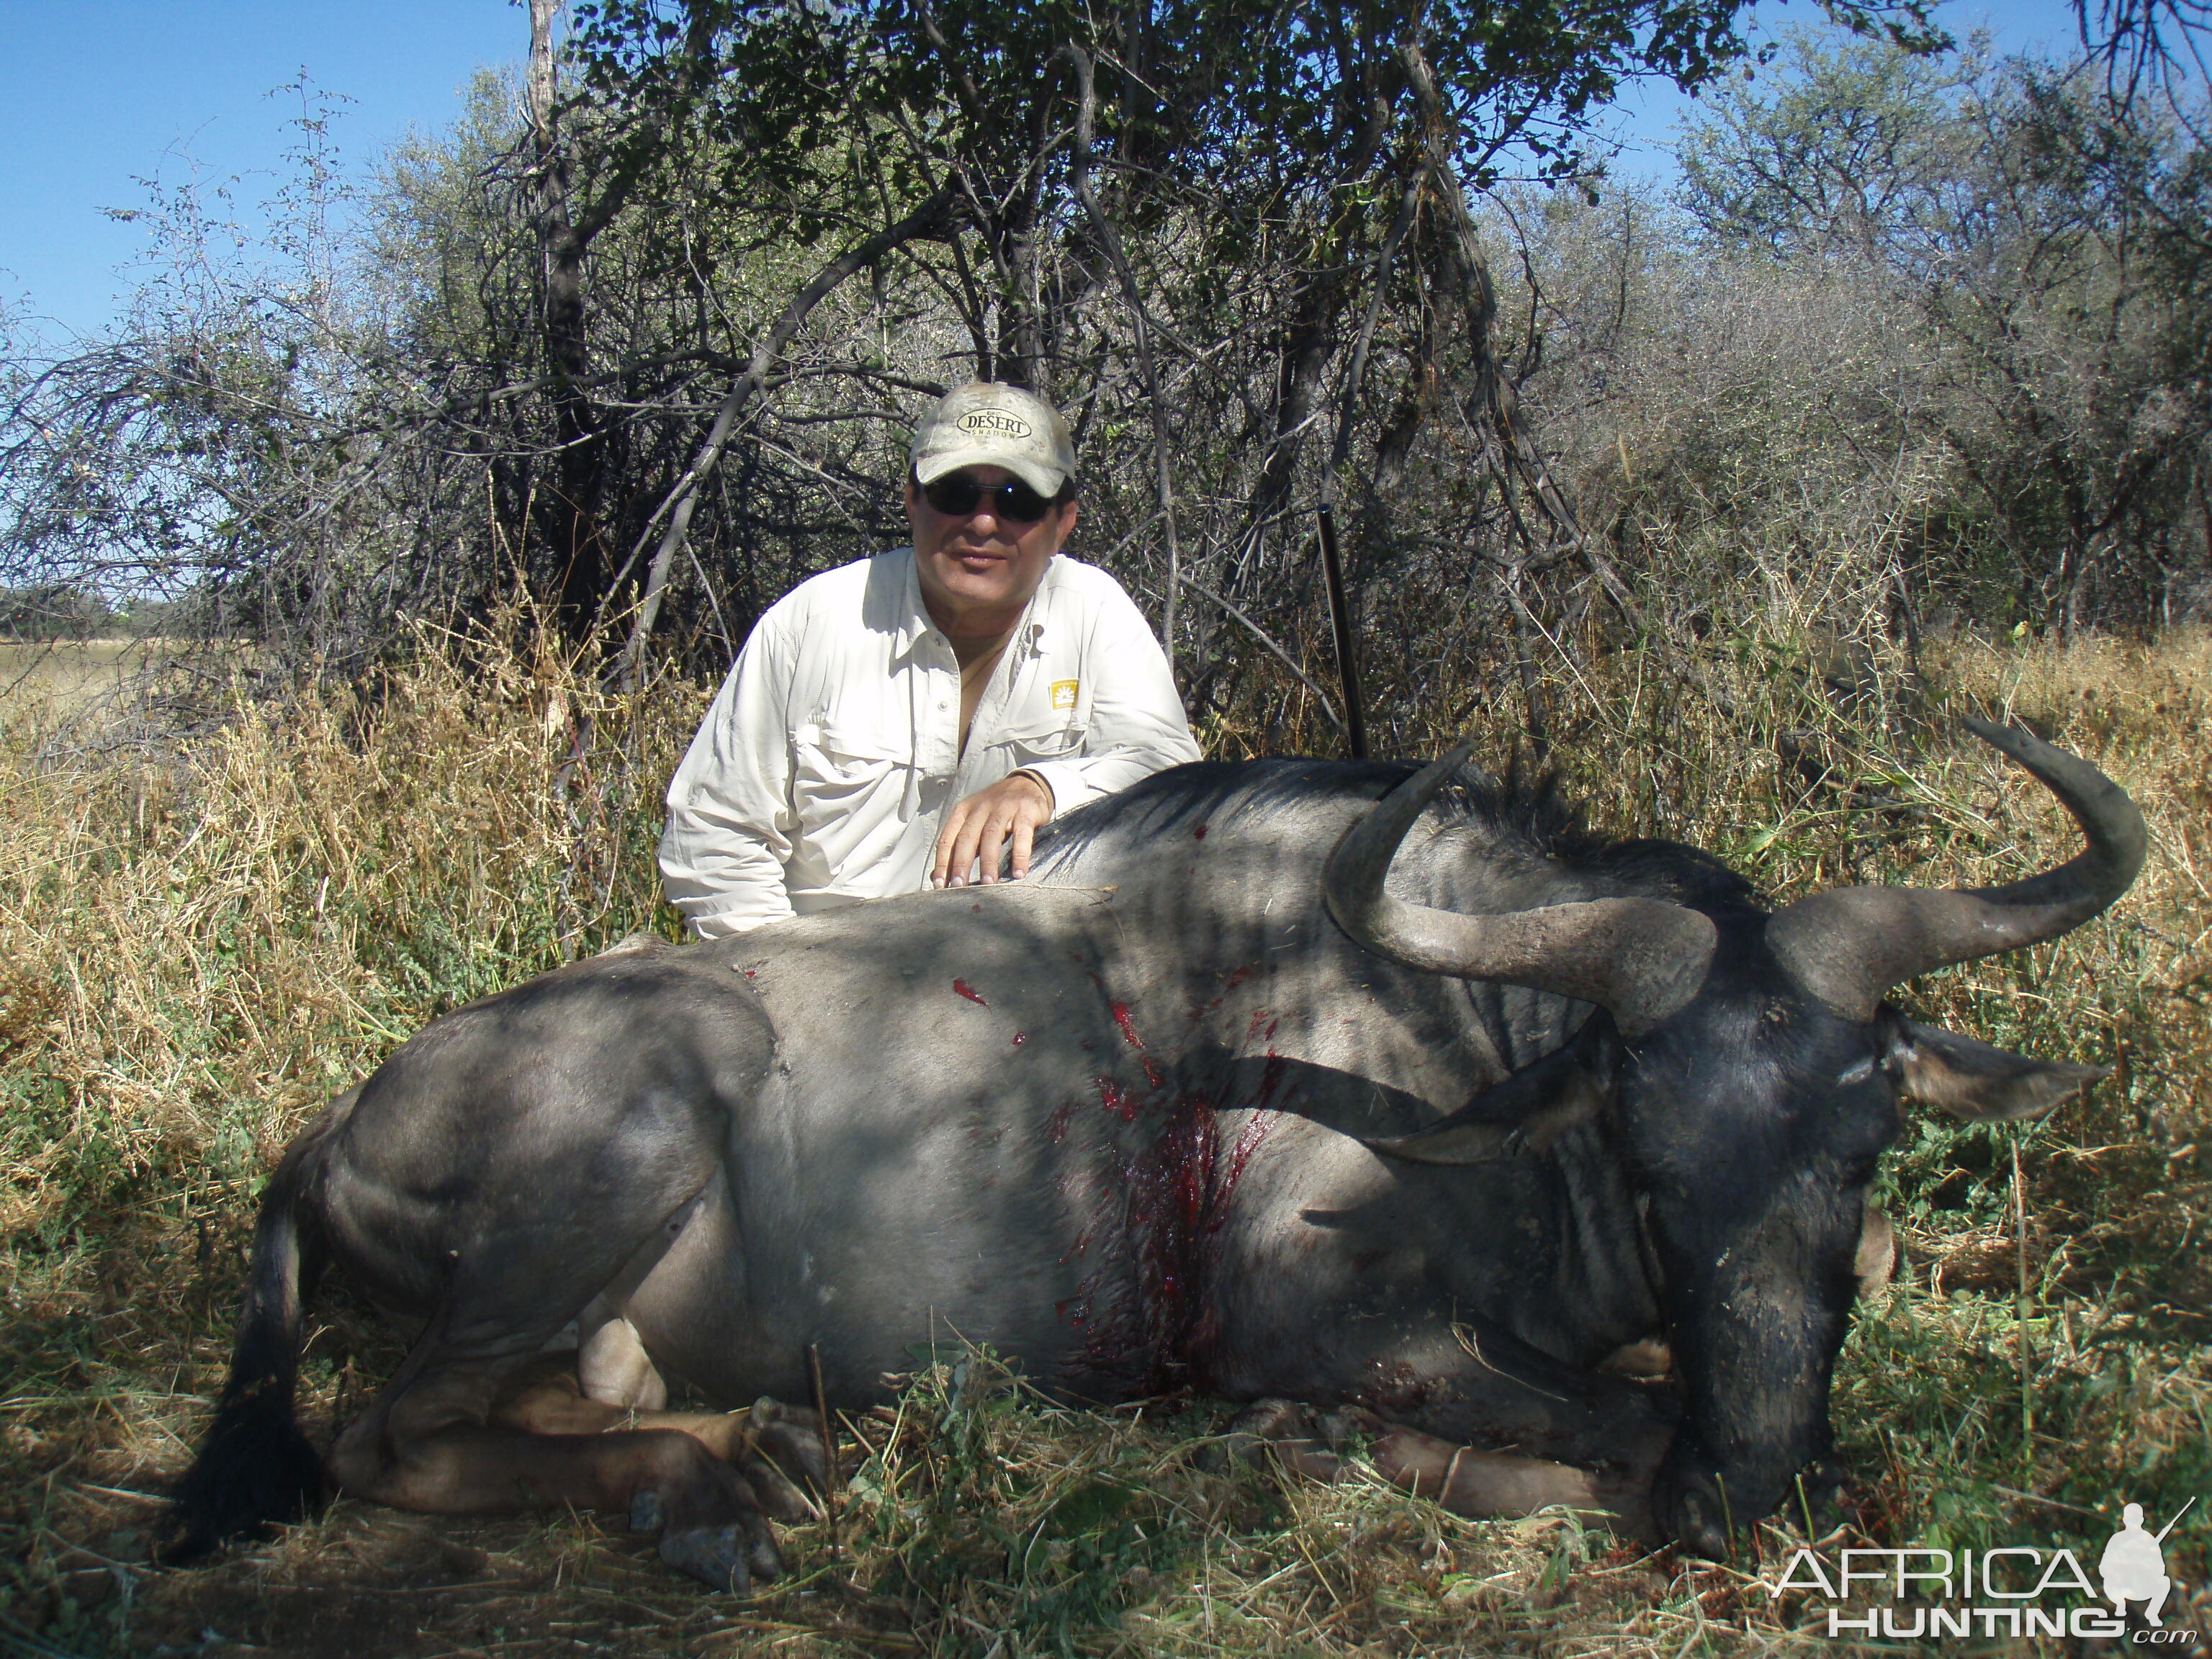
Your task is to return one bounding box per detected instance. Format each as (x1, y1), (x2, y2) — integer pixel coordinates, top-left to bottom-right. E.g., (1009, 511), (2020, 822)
(163, 1097), (346, 1563)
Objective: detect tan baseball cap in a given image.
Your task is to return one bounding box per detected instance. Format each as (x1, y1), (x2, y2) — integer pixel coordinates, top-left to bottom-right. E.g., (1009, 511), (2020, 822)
(909, 382), (1076, 497)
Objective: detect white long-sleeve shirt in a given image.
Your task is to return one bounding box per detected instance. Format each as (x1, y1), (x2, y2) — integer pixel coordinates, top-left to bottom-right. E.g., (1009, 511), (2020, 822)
(659, 547), (1201, 937)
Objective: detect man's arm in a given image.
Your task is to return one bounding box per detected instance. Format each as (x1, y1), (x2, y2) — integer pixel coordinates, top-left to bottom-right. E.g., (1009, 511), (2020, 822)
(658, 616), (800, 937)
(932, 574), (1201, 885)
(1015, 581), (1202, 816)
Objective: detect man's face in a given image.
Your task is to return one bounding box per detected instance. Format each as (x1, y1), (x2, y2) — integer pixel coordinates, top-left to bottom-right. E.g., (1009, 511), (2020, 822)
(905, 464), (1078, 639)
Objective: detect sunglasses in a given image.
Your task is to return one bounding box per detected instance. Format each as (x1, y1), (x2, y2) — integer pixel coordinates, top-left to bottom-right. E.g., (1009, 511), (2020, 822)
(920, 472), (1058, 524)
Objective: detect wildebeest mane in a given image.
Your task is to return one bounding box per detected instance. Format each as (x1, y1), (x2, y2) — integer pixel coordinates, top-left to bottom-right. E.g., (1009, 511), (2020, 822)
(1033, 755), (1764, 916)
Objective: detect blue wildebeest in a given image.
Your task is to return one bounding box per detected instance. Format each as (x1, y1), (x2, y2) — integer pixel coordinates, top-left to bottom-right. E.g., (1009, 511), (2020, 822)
(168, 719), (2140, 1586)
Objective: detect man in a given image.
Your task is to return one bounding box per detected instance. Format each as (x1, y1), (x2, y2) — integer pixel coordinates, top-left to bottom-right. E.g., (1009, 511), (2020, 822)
(2100, 1503), (2172, 1626)
(660, 382), (1200, 938)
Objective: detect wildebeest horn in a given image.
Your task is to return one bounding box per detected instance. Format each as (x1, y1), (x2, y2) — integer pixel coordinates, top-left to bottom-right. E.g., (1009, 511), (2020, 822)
(1323, 741), (1718, 1037)
(1764, 716), (2146, 1021)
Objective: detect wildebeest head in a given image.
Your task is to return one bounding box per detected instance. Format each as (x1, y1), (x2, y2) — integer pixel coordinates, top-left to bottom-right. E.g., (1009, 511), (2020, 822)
(1323, 717), (2143, 1556)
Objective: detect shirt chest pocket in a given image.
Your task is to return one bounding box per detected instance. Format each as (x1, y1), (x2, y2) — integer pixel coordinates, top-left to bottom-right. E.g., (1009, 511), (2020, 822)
(994, 715), (1087, 764)
(792, 716), (910, 804)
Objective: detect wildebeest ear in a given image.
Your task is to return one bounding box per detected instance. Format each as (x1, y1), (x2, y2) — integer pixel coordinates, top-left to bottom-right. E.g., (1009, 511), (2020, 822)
(1366, 1017), (1620, 1166)
(1881, 1015), (2108, 1123)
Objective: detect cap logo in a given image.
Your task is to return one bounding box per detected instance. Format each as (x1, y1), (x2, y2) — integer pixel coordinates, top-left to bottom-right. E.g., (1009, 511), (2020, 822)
(956, 410), (1033, 441)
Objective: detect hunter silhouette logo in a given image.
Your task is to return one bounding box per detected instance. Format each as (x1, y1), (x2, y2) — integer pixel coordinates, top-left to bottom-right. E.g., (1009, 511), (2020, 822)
(2105, 1499), (2194, 1627)
(957, 410), (1033, 440)
(1770, 1493), (2201, 1642)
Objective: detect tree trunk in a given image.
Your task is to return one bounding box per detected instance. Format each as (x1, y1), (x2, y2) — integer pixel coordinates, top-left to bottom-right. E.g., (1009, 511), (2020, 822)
(1238, 285), (1341, 585)
(530, 0), (610, 645)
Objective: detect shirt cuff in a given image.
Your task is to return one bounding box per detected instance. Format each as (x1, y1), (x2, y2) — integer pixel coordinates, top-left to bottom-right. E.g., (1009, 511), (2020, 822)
(1017, 760), (1092, 814)
(1008, 768), (1057, 809)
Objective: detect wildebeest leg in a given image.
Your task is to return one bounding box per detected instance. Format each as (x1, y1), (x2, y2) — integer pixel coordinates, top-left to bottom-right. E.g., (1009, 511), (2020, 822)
(1854, 1204), (1897, 1295)
(328, 1301), (783, 1591)
(1364, 1418), (1659, 1535)
(1325, 1316), (1679, 1470)
(487, 1357), (821, 1523)
(1346, 1321), (1674, 1532)
(1217, 1395), (1660, 1532)
(564, 1310), (835, 1496)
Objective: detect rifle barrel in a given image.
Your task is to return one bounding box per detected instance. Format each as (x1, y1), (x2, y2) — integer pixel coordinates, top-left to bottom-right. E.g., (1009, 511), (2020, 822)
(2153, 1493), (2196, 1544)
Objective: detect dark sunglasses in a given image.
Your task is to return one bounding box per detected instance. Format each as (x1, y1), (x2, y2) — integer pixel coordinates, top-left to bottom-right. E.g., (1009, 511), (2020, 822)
(920, 472), (1058, 524)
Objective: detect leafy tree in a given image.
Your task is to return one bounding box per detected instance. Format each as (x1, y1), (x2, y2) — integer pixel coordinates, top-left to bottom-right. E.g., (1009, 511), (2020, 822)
(1677, 27), (1989, 260)
(1677, 30), (2212, 634)
(552, 0), (1946, 718)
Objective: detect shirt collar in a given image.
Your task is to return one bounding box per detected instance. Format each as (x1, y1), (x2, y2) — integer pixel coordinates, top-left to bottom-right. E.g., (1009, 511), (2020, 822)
(891, 547), (932, 655)
(891, 546), (1058, 657)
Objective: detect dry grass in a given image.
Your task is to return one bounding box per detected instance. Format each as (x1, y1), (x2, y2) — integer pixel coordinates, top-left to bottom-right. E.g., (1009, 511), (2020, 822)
(1, 613), (2206, 1658)
(0, 642), (175, 719)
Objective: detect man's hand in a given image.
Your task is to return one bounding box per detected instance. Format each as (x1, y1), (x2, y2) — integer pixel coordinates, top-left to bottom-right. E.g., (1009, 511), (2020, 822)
(932, 771), (1054, 888)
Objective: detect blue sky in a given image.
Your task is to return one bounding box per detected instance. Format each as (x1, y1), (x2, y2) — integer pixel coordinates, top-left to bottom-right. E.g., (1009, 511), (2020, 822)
(1597, 0), (2096, 186)
(1, 1), (521, 341)
(0, 0), (2103, 344)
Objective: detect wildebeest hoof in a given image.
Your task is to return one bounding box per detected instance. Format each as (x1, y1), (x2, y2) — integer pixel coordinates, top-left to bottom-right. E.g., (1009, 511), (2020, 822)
(1208, 1398), (1305, 1469)
(734, 1449), (821, 1524)
(1213, 1398), (1344, 1481)
(1786, 1458), (1848, 1535)
(1310, 1407), (1375, 1451)
(658, 1522), (753, 1592)
(629, 1488), (665, 1532)
(747, 1396), (832, 1492)
(1651, 1447), (1736, 1560)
